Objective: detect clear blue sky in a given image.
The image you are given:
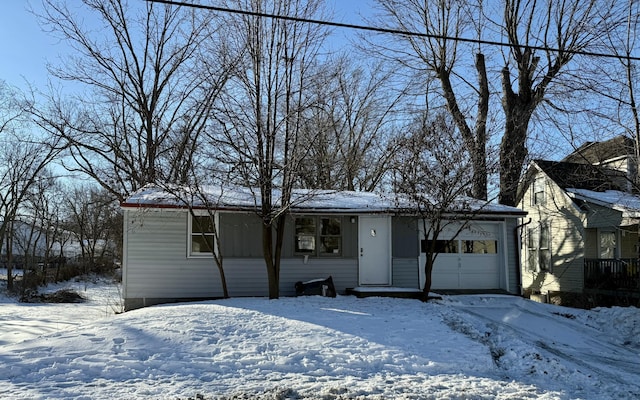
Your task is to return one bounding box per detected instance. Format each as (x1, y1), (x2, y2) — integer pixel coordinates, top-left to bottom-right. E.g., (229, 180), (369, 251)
(0, 1), (376, 92)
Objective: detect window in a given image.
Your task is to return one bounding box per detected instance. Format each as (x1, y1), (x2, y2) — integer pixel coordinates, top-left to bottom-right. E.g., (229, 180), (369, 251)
(527, 223), (551, 271)
(320, 218), (341, 255)
(422, 239), (458, 253)
(532, 177), (545, 205)
(189, 214), (217, 256)
(463, 240), (498, 254)
(599, 231), (617, 259)
(294, 216), (341, 256)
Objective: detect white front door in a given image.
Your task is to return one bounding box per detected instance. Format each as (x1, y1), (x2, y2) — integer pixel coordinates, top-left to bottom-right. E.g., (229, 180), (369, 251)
(358, 215), (391, 285)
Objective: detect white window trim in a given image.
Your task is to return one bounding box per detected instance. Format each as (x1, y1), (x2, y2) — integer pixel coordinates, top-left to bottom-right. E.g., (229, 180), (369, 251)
(527, 222), (551, 272)
(532, 176), (546, 206)
(597, 229), (618, 259)
(187, 211), (219, 258)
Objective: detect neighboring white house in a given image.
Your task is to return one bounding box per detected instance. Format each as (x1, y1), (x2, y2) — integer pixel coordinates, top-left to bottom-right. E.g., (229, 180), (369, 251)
(120, 186), (526, 310)
(518, 135), (640, 298)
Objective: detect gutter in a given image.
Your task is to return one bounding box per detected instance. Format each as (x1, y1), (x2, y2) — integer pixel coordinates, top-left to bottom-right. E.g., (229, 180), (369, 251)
(515, 218), (532, 296)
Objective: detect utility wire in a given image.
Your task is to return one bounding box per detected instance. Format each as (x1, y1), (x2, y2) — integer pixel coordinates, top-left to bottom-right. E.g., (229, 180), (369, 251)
(147, 0), (640, 62)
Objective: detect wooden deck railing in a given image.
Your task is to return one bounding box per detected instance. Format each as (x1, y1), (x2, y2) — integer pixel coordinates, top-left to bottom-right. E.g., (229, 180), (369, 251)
(584, 258), (640, 290)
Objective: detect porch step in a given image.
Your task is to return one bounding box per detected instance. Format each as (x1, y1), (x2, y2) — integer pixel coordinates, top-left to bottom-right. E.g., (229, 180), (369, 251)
(346, 286), (424, 299)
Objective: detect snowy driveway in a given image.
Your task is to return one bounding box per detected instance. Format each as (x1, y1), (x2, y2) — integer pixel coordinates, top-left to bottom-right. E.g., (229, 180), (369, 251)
(442, 296), (639, 388)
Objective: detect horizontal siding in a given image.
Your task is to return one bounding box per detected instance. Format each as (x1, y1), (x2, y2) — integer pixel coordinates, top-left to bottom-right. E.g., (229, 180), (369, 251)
(585, 203), (623, 228)
(519, 181), (585, 294)
(124, 209), (357, 300)
(392, 258), (419, 289)
(279, 258), (358, 296)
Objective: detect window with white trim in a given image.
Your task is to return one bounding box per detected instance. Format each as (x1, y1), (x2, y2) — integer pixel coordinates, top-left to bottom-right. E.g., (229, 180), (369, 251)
(532, 176), (545, 205)
(189, 214), (217, 257)
(599, 231), (617, 259)
(527, 222), (551, 272)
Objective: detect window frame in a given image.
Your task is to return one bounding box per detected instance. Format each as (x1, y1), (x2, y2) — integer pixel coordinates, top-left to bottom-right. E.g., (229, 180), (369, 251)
(532, 176), (546, 206)
(187, 211), (219, 258)
(527, 222), (551, 272)
(598, 230), (617, 259)
(293, 215), (343, 257)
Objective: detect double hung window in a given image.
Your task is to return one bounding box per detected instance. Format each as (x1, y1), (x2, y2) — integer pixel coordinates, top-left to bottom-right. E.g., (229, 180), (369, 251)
(189, 214), (217, 257)
(527, 223), (551, 271)
(532, 177), (546, 205)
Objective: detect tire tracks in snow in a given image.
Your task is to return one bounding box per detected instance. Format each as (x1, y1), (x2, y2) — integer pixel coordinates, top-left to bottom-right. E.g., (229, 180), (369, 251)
(441, 297), (640, 388)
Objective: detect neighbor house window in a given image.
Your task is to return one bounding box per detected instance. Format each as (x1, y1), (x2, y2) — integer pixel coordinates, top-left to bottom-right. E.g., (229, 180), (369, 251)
(527, 223), (551, 271)
(189, 214), (217, 256)
(532, 177), (545, 205)
(295, 216), (341, 256)
(599, 231), (617, 259)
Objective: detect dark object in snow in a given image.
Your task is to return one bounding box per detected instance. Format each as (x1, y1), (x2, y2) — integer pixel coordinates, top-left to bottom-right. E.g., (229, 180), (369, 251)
(295, 276), (336, 297)
(20, 289), (86, 303)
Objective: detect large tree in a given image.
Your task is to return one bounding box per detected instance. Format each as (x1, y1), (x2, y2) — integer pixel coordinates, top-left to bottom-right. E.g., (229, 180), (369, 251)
(213, 0), (330, 298)
(35, 0), (229, 201)
(498, 0), (620, 205)
(372, 0), (490, 200)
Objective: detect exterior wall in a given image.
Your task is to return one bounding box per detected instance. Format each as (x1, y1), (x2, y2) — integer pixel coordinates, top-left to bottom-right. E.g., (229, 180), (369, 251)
(519, 172), (585, 293)
(123, 209), (359, 310)
(585, 226), (639, 259)
(620, 227), (639, 258)
(583, 203), (623, 228)
(391, 217), (419, 288)
(392, 259), (419, 288)
(504, 218), (520, 294)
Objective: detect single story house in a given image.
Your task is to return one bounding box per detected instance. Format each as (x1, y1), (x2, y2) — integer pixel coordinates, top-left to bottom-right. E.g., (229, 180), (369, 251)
(121, 186), (526, 310)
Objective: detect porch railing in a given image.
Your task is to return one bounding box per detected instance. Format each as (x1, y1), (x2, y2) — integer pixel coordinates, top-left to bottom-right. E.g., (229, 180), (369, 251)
(584, 258), (640, 290)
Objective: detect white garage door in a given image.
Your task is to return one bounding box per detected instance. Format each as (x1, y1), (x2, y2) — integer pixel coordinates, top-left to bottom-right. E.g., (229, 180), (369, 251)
(420, 222), (502, 290)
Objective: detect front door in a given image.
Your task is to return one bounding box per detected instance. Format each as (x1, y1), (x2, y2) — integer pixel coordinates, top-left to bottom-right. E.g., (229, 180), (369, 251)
(358, 215), (391, 285)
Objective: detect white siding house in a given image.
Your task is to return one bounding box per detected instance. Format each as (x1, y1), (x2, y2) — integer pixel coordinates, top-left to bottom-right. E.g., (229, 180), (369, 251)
(121, 186), (526, 310)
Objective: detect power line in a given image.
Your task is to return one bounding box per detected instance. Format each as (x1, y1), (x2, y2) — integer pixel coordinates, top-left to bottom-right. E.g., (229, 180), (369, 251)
(147, 0), (640, 62)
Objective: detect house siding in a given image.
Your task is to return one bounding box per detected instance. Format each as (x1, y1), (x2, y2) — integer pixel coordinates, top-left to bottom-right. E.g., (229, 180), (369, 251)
(123, 209), (358, 310)
(519, 172), (585, 294)
(504, 218), (520, 294)
(392, 258), (419, 288)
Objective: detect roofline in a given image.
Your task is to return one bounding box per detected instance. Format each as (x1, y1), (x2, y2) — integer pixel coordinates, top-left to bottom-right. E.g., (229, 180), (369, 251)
(565, 191), (640, 217)
(121, 201), (527, 217)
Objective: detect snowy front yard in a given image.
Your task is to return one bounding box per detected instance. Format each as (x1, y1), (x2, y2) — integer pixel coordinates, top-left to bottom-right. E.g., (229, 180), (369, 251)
(0, 276), (639, 399)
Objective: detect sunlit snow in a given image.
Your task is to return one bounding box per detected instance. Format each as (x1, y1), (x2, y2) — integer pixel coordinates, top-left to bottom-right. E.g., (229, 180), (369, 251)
(1, 271), (638, 399)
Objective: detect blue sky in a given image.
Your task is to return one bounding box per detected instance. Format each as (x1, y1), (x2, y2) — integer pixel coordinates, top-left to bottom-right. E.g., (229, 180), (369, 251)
(0, 1), (376, 92)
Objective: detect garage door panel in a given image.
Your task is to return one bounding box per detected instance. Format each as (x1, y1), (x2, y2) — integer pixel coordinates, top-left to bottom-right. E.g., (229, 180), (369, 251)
(419, 222), (503, 291)
(431, 255), (500, 289)
(431, 255), (459, 289)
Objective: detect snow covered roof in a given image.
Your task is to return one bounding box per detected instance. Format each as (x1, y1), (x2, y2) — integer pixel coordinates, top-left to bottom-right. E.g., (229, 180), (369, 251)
(121, 185), (525, 216)
(566, 188), (640, 218)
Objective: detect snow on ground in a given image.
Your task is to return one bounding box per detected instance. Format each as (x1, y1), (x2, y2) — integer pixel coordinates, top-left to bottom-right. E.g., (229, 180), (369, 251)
(0, 275), (639, 399)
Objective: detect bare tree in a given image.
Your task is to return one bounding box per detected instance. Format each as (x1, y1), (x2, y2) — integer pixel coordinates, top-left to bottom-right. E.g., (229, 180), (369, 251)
(0, 133), (64, 290)
(214, 0), (330, 298)
(392, 112), (494, 298)
(295, 57), (404, 191)
(371, 0), (490, 200)
(34, 0), (230, 201)
(63, 185), (121, 275)
(498, 0), (620, 206)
